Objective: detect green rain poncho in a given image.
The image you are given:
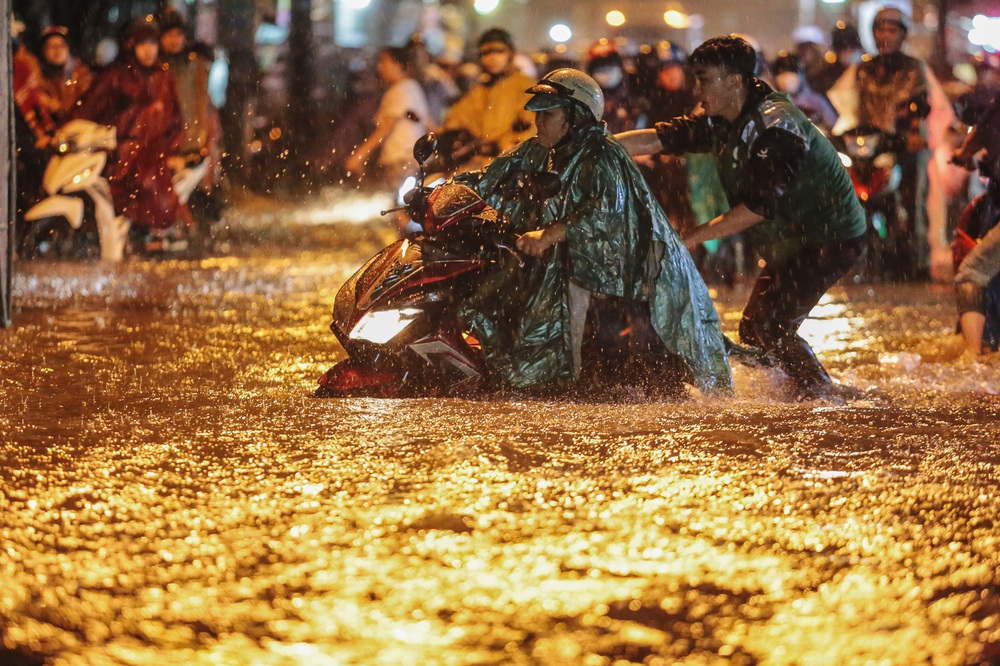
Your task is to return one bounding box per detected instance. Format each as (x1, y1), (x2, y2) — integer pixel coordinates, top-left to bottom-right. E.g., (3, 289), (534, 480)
(456, 123), (733, 395)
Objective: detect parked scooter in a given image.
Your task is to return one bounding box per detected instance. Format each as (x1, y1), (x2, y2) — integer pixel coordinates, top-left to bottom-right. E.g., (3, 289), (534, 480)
(833, 125), (905, 280)
(19, 119), (129, 261)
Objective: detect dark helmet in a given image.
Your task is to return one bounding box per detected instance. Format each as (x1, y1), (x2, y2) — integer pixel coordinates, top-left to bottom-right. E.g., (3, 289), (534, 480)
(771, 51), (802, 76)
(158, 7), (188, 34)
(586, 40), (624, 81)
(123, 15), (160, 45)
(831, 22), (862, 51)
(477, 27), (514, 51)
(40, 25), (69, 45)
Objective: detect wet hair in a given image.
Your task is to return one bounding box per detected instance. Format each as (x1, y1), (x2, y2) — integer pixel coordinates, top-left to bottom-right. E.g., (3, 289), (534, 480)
(689, 35), (758, 83)
(477, 27), (514, 51)
(380, 46), (411, 69)
(771, 51), (802, 76)
(831, 24), (862, 51)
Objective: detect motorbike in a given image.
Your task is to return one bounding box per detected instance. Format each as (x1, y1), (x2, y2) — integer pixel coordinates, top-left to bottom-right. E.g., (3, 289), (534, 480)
(315, 133), (522, 397)
(19, 120), (213, 260)
(315, 133), (698, 398)
(19, 119), (129, 261)
(833, 125), (905, 281)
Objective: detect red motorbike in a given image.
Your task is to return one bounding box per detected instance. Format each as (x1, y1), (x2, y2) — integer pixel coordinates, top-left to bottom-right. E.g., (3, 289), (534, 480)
(833, 125), (905, 280)
(316, 134), (547, 397)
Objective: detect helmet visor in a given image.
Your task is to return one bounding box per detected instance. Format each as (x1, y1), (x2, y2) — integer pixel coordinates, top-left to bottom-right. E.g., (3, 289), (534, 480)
(524, 80), (576, 112)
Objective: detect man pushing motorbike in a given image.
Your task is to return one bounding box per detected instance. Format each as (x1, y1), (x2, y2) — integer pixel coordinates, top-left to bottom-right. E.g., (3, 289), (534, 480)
(455, 68), (733, 397)
(617, 35), (867, 400)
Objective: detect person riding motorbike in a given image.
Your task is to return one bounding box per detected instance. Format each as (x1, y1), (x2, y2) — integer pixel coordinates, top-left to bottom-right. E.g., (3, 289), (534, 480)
(159, 8), (222, 225)
(771, 51), (838, 133)
(827, 6), (953, 281)
(439, 28), (536, 171)
(36, 25), (93, 126)
(951, 91), (1000, 355)
(73, 16), (185, 251)
(454, 68), (733, 396)
(586, 40), (640, 134)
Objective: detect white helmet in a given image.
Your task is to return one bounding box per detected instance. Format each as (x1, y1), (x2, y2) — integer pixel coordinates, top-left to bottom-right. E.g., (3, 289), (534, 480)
(525, 68), (605, 122)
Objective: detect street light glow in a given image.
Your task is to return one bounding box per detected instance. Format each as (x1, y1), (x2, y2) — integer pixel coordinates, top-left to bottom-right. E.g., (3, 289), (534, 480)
(473, 0), (500, 15)
(342, 0), (371, 9)
(663, 9), (690, 29)
(969, 14), (1000, 50)
(549, 24), (572, 43)
(606, 10), (626, 27)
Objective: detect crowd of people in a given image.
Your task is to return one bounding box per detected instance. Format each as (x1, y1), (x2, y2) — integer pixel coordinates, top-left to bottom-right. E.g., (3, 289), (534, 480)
(10, 7), (1000, 397)
(12, 10), (218, 254)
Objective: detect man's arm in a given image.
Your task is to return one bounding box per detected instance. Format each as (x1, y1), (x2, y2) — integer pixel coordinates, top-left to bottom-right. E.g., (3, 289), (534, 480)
(614, 129), (663, 157)
(616, 115), (715, 157)
(683, 204), (764, 250)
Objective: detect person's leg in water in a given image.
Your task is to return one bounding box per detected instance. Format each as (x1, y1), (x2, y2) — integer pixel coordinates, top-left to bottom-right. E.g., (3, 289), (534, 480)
(954, 188), (1000, 355)
(739, 235), (866, 398)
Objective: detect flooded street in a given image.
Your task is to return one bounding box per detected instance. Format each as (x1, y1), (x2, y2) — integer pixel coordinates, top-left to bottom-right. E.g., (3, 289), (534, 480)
(2, 189), (999, 665)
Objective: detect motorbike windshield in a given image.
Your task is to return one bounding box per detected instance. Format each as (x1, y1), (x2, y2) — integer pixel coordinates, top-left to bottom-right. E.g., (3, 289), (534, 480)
(426, 183), (494, 231)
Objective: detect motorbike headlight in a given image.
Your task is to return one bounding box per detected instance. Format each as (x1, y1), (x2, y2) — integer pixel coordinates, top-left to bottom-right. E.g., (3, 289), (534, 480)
(57, 142), (71, 154)
(838, 152), (853, 168)
(350, 307), (421, 344)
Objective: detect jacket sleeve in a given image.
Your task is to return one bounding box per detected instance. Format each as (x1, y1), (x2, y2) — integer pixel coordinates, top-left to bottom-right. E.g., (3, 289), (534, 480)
(72, 68), (117, 125)
(740, 125), (808, 218)
(653, 115), (716, 155)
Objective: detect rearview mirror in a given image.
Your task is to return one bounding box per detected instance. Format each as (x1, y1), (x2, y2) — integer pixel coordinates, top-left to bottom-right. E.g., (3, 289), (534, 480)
(413, 133), (438, 166)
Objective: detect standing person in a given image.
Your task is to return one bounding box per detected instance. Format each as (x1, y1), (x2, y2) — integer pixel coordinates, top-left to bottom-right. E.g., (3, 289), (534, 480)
(616, 36), (867, 400)
(158, 9), (214, 164)
(12, 17), (54, 224)
(36, 26), (93, 125)
(404, 35), (458, 130)
(158, 8), (220, 223)
(74, 16), (185, 250)
(827, 6), (952, 281)
(345, 47), (430, 233)
(441, 27), (536, 169)
(586, 41), (639, 134)
(790, 25), (829, 96)
(456, 68), (732, 395)
(811, 23), (864, 95)
(770, 52), (838, 132)
(635, 47), (698, 237)
(950, 92), (1000, 355)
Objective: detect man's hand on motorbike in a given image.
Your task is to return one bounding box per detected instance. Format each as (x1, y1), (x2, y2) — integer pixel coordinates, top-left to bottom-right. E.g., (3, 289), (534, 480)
(516, 223), (566, 257)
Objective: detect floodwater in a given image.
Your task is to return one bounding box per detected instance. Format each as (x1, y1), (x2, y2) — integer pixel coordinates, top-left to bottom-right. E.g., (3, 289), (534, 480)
(2, 189), (999, 665)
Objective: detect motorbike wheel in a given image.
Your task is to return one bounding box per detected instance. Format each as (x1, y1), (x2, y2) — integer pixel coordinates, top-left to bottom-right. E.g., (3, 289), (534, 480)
(18, 217), (77, 260)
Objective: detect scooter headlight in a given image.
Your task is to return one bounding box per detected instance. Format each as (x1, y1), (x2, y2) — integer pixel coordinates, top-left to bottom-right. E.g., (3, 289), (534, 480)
(350, 307), (421, 344)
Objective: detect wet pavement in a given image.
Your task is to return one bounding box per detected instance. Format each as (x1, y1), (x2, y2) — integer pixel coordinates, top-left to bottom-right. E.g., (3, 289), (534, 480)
(2, 187), (999, 665)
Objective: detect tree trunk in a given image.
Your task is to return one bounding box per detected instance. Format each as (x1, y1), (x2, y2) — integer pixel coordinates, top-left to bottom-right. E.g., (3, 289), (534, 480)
(217, 0), (259, 182)
(287, 0), (314, 183)
(2, 0), (13, 327)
